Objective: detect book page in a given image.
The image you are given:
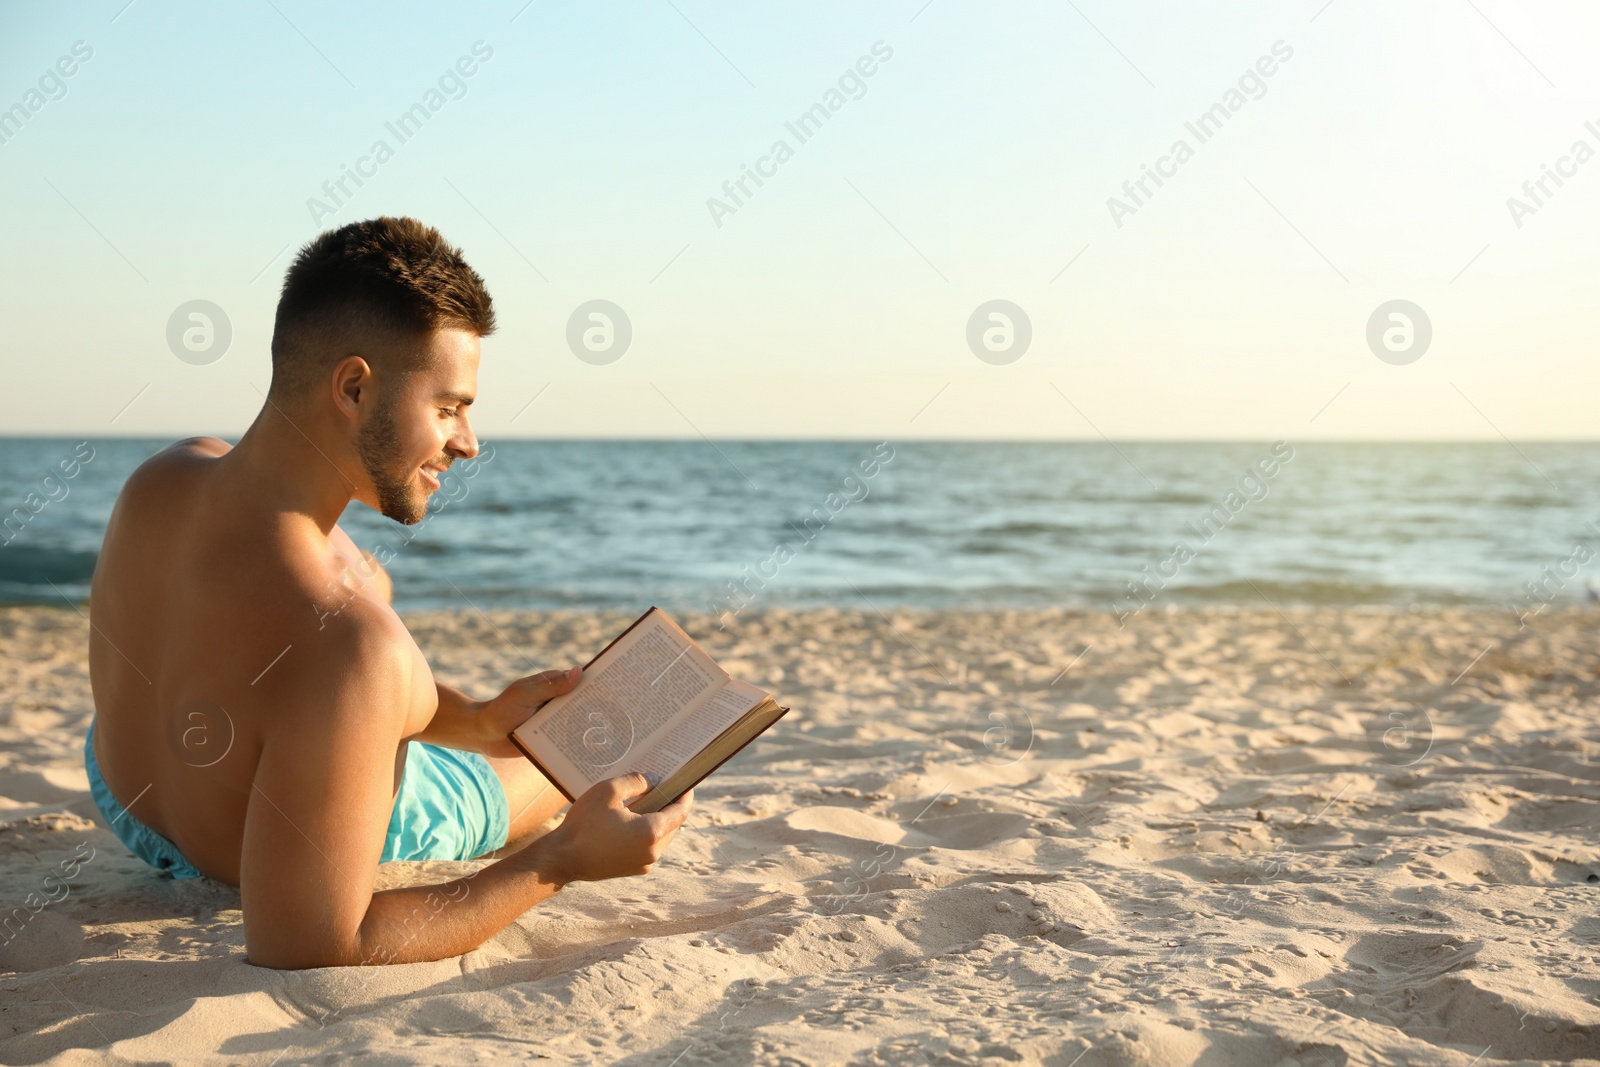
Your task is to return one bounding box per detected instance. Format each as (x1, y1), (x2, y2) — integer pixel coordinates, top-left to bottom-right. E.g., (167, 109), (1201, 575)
(514, 610), (727, 794)
(630, 679), (767, 783)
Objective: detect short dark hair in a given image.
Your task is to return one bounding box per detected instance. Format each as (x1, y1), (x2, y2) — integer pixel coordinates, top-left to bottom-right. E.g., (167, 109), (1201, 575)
(269, 216), (495, 401)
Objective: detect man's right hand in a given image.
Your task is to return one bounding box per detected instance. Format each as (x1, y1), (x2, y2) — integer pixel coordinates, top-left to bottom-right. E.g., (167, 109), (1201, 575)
(526, 774), (693, 885)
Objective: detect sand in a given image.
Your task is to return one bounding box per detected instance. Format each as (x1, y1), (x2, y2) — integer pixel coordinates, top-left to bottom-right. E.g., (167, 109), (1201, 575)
(2, 603), (1599, 1066)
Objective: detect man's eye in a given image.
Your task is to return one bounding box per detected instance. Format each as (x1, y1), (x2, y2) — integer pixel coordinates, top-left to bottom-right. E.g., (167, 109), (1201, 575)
(440, 408), (458, 418)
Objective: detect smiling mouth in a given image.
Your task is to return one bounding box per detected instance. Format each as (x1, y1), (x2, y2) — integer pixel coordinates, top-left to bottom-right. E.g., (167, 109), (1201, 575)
(419, 467), (443, 490)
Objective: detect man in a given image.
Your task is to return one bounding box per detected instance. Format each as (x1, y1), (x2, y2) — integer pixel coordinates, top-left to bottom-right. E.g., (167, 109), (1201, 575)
(83, 216), (691, 969)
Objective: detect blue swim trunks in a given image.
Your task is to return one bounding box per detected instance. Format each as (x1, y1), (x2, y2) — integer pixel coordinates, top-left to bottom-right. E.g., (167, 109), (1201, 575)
(83, 721), (510, 879)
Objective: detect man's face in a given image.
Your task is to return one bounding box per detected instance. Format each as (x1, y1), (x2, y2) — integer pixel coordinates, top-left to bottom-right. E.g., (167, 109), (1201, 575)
(355, 328), (481, 525)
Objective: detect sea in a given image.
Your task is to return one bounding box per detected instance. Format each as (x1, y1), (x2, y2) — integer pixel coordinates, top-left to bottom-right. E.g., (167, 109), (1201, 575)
(2, 438), (1597, 618)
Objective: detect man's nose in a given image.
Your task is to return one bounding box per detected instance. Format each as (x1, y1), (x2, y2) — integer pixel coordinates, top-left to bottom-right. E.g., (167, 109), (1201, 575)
(448, 416), (479, 460)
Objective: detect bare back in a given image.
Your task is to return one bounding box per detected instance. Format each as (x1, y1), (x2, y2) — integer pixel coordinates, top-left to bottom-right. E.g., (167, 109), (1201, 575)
(88, 437), (434, 884)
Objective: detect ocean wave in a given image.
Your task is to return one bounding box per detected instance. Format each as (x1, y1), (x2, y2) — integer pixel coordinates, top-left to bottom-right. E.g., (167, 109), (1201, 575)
(0, 545), (97, 604)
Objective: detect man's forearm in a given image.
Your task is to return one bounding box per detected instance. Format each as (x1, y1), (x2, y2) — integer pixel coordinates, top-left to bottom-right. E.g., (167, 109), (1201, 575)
(351, 838), (567, 966)
(417, 681), (487, 752)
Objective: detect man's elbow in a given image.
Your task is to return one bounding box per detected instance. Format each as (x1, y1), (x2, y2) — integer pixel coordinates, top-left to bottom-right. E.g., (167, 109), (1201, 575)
(244, 929), (366, 970)
(246, 944), (353, 970)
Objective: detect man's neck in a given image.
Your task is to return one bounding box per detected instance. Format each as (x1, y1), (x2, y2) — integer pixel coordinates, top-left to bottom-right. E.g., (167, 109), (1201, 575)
(222, 400), (358, 537)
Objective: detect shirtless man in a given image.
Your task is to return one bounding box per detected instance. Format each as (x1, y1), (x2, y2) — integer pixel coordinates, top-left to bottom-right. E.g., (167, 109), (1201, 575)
(84, 216), (691, 969)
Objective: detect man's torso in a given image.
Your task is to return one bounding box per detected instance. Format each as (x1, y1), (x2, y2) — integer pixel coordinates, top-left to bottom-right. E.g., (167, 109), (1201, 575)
(88, 437), (435, 883)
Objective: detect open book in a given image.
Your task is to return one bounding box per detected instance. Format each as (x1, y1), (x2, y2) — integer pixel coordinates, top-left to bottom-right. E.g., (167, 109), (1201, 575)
(509, 608), (789, 813)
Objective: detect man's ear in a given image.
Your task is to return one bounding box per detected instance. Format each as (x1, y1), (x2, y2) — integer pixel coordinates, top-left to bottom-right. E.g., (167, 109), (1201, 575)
(330, 356), (373, 420)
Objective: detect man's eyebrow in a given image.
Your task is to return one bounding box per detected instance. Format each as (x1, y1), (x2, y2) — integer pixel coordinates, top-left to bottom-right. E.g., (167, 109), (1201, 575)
(437, 391), (475, 405)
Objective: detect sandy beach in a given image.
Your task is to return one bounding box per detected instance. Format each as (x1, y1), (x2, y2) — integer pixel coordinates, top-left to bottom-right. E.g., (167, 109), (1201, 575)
(2, 603), (1599, 1065)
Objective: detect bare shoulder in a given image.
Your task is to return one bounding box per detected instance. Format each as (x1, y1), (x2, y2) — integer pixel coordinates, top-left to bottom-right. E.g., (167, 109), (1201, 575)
(117, 436), (232, 501)
(258, 596), (419, 732)
(145, 435), (232, 468)
(170, 435), (233, 458)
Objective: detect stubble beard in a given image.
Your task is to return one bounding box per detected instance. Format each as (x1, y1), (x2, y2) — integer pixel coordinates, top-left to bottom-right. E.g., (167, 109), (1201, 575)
(356, 403), (428, 525)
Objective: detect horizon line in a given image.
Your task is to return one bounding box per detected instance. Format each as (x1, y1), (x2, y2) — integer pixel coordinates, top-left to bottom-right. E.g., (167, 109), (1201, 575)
(8, 434), (1600, 445)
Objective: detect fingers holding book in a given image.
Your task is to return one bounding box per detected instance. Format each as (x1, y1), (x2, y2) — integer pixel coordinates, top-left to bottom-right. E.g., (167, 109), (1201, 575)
(613, 773), (695, 870)
(493, 665), (584, 722)
(531, 774), (694, 884)
(475, 666), (584, 759)
(635, 779), (694, 860)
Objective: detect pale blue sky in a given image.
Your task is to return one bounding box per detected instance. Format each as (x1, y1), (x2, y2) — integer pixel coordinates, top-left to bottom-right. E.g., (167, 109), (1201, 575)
(2, 0), (1596, 438)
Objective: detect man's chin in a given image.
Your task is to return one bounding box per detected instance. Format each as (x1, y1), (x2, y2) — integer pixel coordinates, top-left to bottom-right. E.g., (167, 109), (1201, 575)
(375, 481), (430, 525)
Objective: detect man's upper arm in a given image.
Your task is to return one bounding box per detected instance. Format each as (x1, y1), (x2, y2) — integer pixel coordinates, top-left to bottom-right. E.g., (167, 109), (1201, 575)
(239, 611), (412, 968)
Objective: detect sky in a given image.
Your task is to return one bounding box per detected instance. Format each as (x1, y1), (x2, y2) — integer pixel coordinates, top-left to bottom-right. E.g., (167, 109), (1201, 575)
(1, 0), (1597, 440)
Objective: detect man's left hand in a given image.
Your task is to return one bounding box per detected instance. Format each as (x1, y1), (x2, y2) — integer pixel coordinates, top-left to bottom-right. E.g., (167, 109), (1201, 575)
(434, 667), (583, 759)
